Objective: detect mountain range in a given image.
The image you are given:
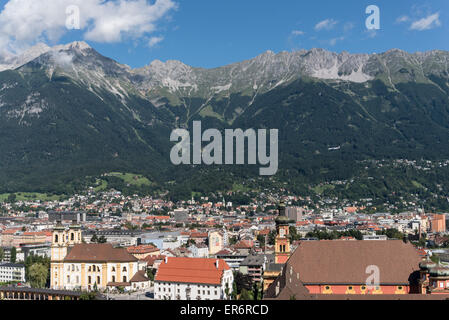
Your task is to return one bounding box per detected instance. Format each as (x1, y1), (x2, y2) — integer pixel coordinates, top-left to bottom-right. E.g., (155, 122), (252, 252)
(1, 41), (449, 196)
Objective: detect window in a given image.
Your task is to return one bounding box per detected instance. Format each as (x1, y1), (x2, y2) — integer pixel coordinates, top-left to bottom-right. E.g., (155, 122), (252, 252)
(112, 276), (116, 282)
(88, 276), (92, 284)
(123, 276), (127, 282)
(398, 286), (403, 290)
(97, 276), (100, 284)
(71, 233), (74, 241)
(112, 267), (116, 272)
(123, 266), (127, 272)
(55, 234), (59, 243)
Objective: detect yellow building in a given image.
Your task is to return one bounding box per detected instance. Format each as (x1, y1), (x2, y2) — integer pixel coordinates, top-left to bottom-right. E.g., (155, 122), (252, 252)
(263, 202), (291, 292)
(50, 221), (149, 292)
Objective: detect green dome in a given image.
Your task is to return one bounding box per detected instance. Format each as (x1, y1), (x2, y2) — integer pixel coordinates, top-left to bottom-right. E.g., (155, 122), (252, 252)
(419, 260), (437, 271)
(429, 266), (449, 278)
(275, 215), (289, 225)
(53, 221), (65, 230)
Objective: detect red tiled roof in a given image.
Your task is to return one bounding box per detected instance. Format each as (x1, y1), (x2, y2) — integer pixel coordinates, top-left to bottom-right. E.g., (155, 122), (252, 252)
(190, 232), (208, 238)
(142, 255), (166, 266)
(126, 245), (159, 254)
(234, 240), (254, 249)
(155, 257), (230, 285)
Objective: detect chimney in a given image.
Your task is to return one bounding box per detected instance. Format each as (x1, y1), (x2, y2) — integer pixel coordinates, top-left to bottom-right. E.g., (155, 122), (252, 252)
(165, 257), (168, 264)
(215, 259), (219, 269)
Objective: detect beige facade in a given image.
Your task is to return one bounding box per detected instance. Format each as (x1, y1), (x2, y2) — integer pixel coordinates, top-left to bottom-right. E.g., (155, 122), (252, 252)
(50, 223), (147, 291)
(208, 231), (224, 255)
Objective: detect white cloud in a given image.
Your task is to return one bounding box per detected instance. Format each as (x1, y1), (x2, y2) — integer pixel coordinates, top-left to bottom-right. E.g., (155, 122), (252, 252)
(291, 30), (305, 36)
(410, 12), (441, 31)
(148, 36), (164, 47)
(366, 29), (377, 39)
(315, 19), (338, 31)
(0, 0), (177, 54)
(396, 15), (410, 24)
(328, 36), (344, 46)
(343, 22), (354, 32)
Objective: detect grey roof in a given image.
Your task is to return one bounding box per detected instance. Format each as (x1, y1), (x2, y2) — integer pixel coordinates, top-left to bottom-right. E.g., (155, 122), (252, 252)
(0, 263), (25, 268)
(240, 254), (274, 267)
(265, 263), (283, 272)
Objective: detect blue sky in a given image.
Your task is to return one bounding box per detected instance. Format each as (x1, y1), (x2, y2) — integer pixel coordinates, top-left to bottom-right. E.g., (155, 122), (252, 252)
(0, 0), (448, 68)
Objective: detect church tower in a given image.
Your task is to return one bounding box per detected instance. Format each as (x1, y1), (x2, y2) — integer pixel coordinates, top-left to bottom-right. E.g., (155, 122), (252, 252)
(275, 202), (290, 264)
(50, 221), (68, 289)
(68, 219), (82, 246)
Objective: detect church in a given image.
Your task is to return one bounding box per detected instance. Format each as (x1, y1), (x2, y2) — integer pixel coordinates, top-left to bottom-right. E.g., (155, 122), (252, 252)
(50, 220), (149, 291)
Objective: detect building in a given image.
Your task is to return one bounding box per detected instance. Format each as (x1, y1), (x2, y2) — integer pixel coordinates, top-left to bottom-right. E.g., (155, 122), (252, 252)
(48, 211), (86, 223)
(265, 240), (425, 299)
(188, 244), (209, 258)
(84, 230), (142, 247)
(286, 207), (304, 222)
(363, 235), (388, 240)
(239, 254), (274, 284)
(50, 221), (149, 291)
(419, 259), (449, 294)
(154, 257), (233, 300)
(126, 244), (160, 260)
(173, 209), (189, 223)
(431, 214), (446, 233)
(215, 249), (247, 270)
(208, 230), (224, 255)
(263, 202), (291, 291)
(0, 263), (26, 283)
(20, 243), (51, 259)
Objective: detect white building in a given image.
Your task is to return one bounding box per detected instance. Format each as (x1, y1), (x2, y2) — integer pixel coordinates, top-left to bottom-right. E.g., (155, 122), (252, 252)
(50, 222), (149, 291)
(0, 263), (26, 283)
(154, 257), (233, 300)
(188, 244), (209, 258)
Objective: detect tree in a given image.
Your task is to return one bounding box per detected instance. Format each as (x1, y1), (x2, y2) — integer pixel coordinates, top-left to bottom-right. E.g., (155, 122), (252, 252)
(229, 236), (238, 245)
(80, 292), (97, 300)
(253, 282), (262, 301)
(233, 272), (252, 294)
(28, 263), (48, 288)
(146, 269), (156, 281)
(90, 234), (98, 243)
(10, 247), (16, 263)
(239, 288), (253, 300)
(7, 194), (16, 203)
(267, 230), (276, 245)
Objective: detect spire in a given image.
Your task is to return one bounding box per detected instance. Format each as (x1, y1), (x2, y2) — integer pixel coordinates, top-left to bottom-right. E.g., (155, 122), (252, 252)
(275, 201), (288, 225)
